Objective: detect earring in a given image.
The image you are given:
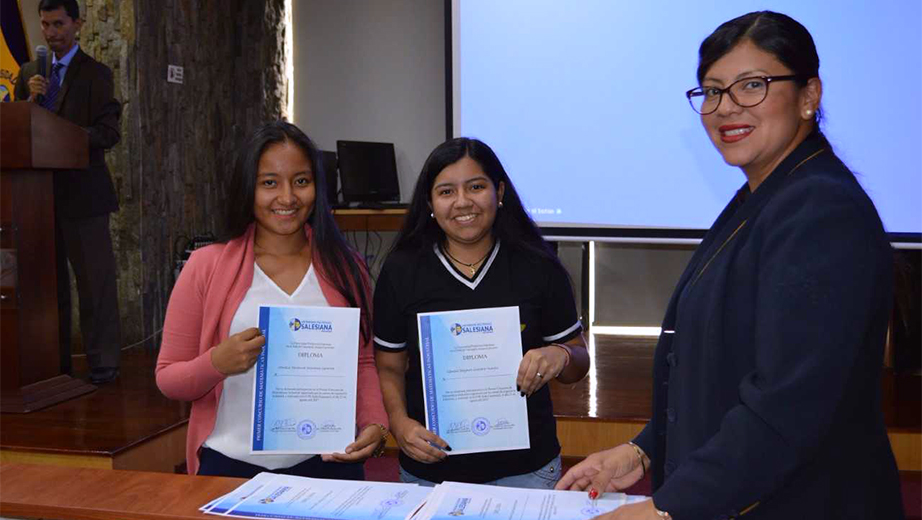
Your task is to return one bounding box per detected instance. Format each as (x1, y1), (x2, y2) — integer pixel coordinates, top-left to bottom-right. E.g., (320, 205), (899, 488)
(805, 109), (814, 117)
(430, 212), (434, 218)
(498, 201), (504, 208)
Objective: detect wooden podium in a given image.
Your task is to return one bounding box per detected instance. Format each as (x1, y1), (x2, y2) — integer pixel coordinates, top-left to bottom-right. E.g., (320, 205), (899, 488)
(0, 102), (96, 412)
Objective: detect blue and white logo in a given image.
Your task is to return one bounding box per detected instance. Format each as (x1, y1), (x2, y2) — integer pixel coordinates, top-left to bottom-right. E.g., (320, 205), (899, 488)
(289, 318), (333, 332)
(259, 486), (291, 504)
(297, 420), (317, 439)
(472, 417), (491, 436)
(450, 322), (494, 336)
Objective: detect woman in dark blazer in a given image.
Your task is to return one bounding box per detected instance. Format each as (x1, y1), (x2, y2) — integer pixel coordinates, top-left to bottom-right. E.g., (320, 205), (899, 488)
(557, 11), (904, 520)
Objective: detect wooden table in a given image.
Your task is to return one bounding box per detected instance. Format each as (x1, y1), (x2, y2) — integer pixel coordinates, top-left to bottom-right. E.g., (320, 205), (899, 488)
(0, 463), (245, 519)
(332, 208), (407, 232)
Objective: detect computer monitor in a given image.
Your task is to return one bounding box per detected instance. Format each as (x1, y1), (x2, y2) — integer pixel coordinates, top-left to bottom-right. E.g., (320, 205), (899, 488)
(319, 150), (339, 205)
(335, 140), (401, 204)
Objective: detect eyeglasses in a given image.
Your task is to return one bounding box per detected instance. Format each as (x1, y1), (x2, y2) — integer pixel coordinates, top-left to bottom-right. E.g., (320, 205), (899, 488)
(686, 75), (801, 115)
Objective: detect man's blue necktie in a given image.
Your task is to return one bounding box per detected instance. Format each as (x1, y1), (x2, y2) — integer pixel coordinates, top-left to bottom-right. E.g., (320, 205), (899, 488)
(42, 63), (64, 110)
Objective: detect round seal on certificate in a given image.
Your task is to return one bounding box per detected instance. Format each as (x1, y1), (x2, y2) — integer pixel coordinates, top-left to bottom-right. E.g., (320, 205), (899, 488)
(297, 420), (317, 440)
(472, 417), (491, 436)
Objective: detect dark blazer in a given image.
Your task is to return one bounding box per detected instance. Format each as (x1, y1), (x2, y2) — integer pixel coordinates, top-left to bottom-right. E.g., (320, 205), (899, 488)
(14, 47), (120, 218)
(634, 132), (904, 519)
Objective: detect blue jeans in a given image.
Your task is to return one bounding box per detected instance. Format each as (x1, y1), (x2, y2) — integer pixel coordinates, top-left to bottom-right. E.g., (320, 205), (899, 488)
(399, 455), (561, 489)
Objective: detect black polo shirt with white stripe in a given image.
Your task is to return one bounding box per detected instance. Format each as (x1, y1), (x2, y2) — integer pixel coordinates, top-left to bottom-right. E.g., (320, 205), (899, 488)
(373, 240), (582, 483)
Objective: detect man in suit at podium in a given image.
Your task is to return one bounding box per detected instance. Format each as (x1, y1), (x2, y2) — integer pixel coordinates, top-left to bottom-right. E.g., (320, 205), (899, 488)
(13, 0), (121, 384)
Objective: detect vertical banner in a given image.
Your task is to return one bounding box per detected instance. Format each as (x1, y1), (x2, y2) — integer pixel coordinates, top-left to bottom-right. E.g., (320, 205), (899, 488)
(418, 315), (439, 435)
(252, 306), (272, 451)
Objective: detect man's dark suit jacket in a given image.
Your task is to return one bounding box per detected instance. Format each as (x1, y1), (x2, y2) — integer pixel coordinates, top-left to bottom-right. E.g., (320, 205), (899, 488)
(634, 131), (904, 519)
(14, 48), (120, 218)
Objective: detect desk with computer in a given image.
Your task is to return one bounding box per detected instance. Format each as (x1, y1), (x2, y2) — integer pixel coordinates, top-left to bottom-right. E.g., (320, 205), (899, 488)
(322, 140), (408, 233)
(323, 140), (408, 210)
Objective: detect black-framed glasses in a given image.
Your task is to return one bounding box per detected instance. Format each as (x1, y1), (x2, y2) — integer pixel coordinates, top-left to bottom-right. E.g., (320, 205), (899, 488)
(686, 75), (801, 115)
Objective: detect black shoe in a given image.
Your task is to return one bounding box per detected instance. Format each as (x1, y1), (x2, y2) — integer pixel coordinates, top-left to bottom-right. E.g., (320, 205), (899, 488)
(90, 367), (119, 385)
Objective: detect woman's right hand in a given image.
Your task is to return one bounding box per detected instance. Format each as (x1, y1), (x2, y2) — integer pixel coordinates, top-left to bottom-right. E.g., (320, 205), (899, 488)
(210, 327), (265, 375)
(391, 415), (450, 464)
(555, 444), (645, 494)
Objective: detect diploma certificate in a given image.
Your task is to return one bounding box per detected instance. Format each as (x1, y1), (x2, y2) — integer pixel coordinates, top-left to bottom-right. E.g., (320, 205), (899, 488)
(412, 481), (648, 520)
(205, 473), (430, 520)
(251, 305), (359, 454)
(417, 306), (529, 455)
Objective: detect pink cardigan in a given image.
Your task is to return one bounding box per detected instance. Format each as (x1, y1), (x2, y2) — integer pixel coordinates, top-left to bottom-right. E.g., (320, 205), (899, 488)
(155, 224), (388, 475)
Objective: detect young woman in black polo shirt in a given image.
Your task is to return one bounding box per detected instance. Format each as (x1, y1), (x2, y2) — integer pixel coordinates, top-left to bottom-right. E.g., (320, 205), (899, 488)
(374, 138), (589, 487)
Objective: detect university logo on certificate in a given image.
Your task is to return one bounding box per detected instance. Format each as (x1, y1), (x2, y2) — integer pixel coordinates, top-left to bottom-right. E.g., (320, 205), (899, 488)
(417, 306), (530, 455)
(251, 305), (359, 454)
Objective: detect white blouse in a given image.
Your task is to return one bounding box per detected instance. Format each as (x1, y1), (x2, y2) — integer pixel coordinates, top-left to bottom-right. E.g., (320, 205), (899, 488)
(204, 262), (327, 469)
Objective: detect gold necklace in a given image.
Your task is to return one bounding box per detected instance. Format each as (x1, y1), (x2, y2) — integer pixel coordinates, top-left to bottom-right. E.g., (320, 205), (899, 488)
(443, 246), (491, 277)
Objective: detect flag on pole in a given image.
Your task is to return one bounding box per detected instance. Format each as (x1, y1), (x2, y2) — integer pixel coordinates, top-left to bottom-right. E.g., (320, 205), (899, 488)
(1, 0), (32, 101)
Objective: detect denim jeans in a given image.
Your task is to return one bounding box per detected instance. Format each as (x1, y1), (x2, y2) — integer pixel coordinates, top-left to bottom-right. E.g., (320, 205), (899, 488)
(399, 455), (561, 489)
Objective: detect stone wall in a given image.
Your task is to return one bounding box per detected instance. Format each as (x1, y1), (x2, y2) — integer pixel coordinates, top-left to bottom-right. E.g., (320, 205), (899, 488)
(76, 0), (287, 350)
(77, 0), (139, 350)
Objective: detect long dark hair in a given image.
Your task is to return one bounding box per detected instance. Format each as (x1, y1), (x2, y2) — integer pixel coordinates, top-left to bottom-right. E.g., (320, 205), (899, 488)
(225, 121), (371, 341)
(697, 11), (822, 124)
(393, 137), (559, 266)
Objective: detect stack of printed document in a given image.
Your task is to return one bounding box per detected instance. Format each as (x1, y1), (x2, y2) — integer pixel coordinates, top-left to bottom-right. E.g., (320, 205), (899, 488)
(199, 472), (431, 519)
(407, 481), (647, 520)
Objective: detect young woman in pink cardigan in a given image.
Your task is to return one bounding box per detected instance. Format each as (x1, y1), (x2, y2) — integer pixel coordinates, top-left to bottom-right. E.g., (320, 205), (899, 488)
(156, 122), (388, 479)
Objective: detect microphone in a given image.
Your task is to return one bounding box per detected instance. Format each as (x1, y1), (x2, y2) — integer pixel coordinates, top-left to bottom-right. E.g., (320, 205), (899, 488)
(35, 45), (47, 104)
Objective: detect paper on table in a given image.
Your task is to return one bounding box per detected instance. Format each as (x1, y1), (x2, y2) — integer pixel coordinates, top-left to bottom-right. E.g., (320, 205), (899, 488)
(215, 474), (430, 520)
(412, 481), (648, 520)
